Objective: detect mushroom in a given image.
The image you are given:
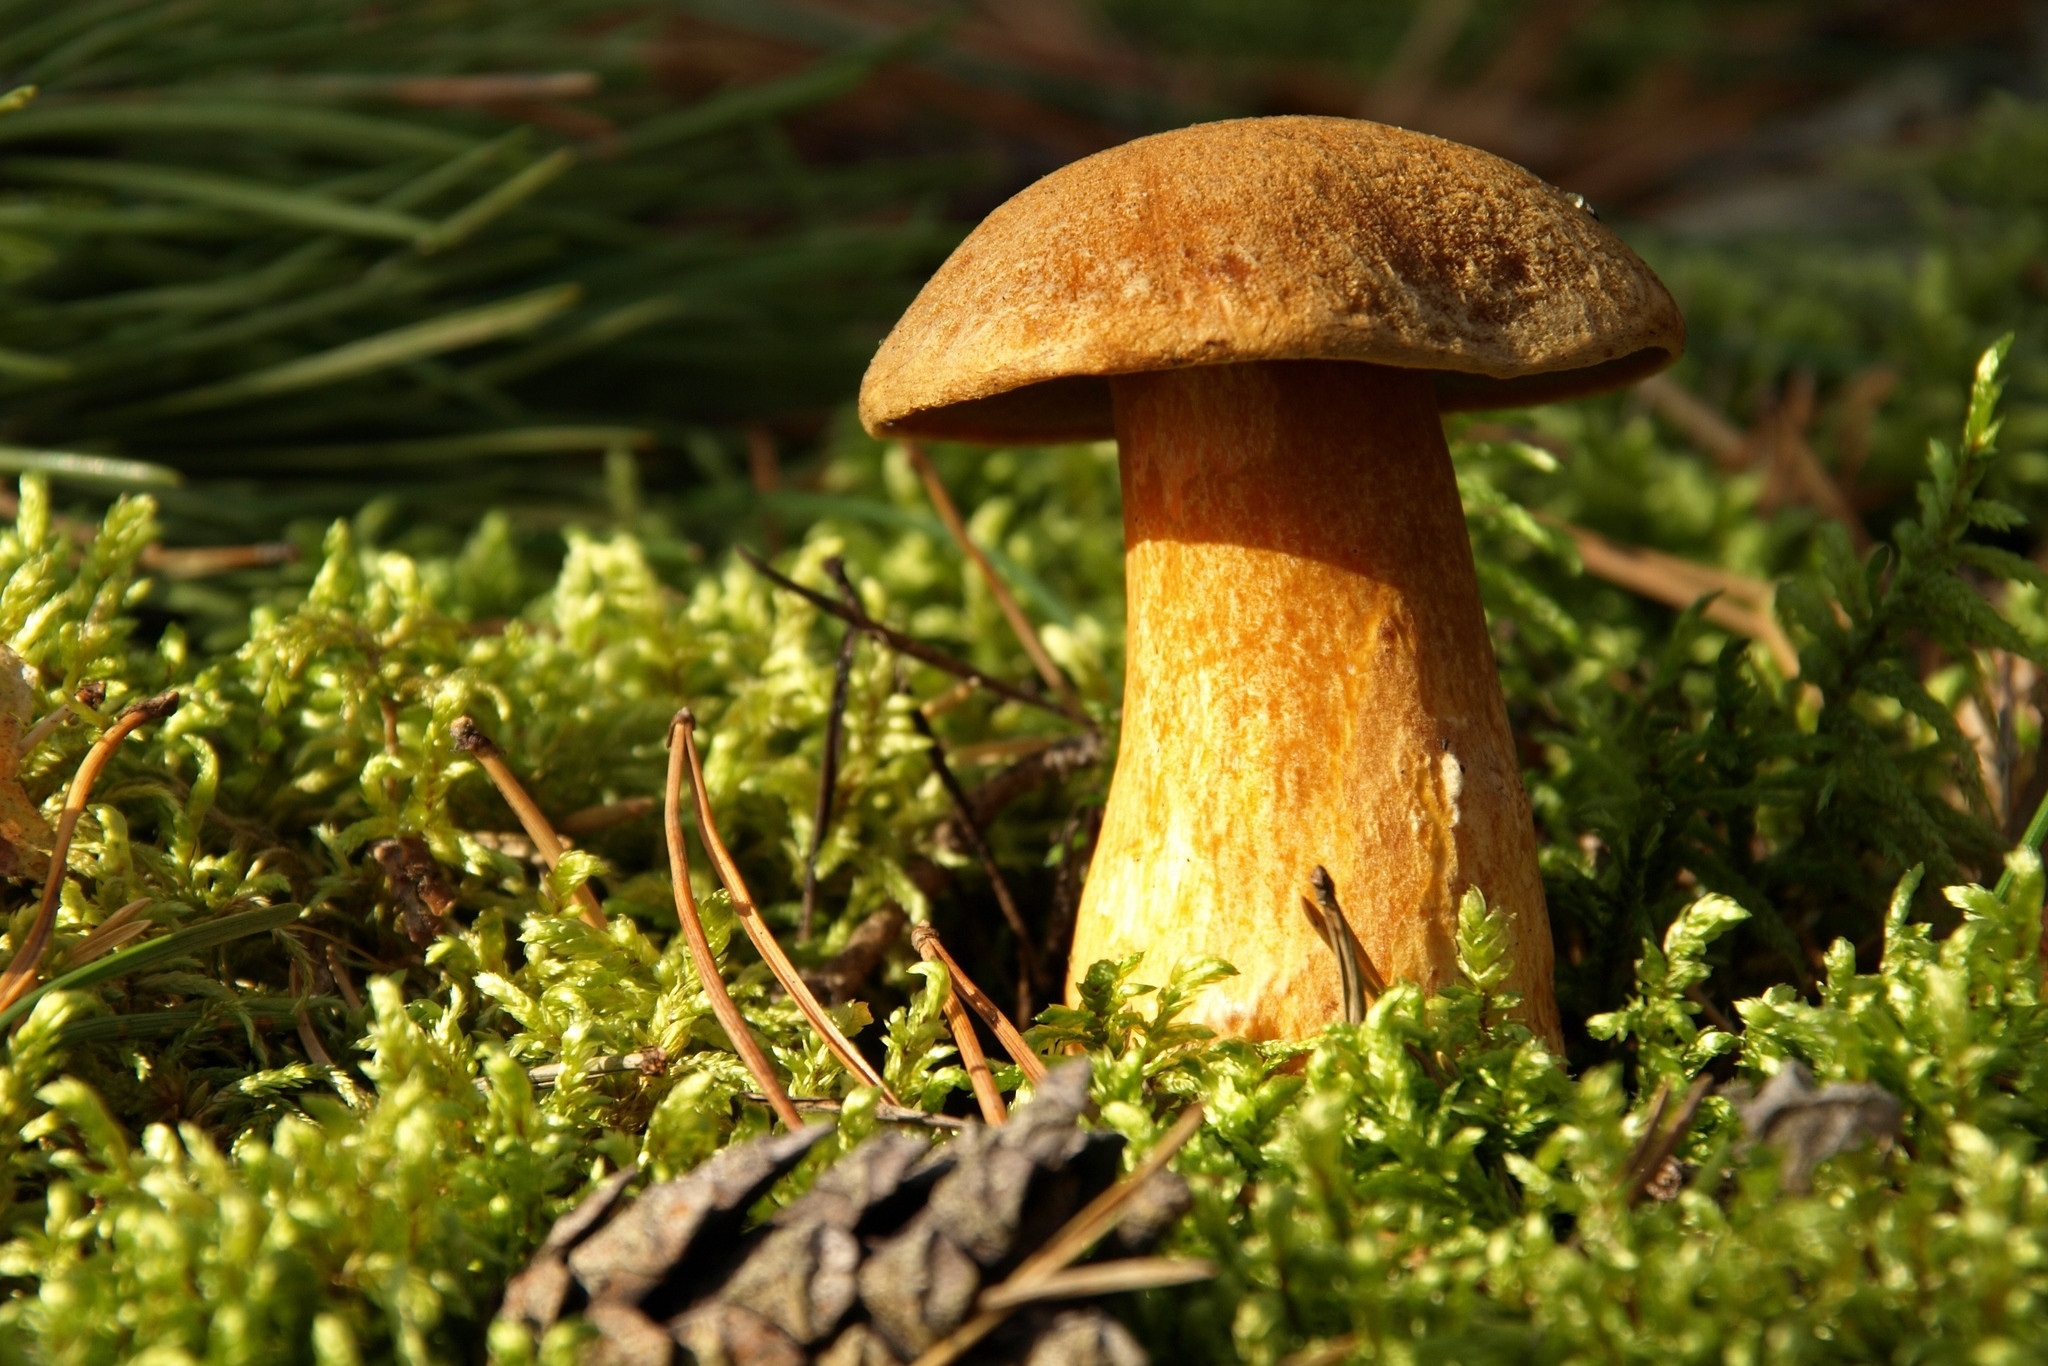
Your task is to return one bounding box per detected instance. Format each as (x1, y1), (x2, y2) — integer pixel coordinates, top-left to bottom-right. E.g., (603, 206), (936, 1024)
(858, 117), (1684, 1045)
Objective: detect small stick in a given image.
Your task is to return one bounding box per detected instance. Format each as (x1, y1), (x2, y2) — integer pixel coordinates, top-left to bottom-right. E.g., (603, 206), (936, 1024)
(18, 680), (107, 762)
(903, 441), (1085, 719)
(325, 942), (364, 1012)
(451, 716), (606, 930)
(946, 736), (1061, 767)
(919, 677), (979, 718)
(527, 1047), (668, 1089)
(290, 961), (336, 1069)
(0, 486), (294, 583)
(1621, 1073), (1713, 1207)
(0, 692), (179, 1017)
(1684, 982), (1739, 1035)
(800, 555), (863, 941)
(912, 1102), (1206, 1366)
(1279, 1336), (1362, 1366)
(139, 542), (298, 579)
(1549, 518), (1800, 677)
(914, 925), (1007, 1124)
(805, 903), (907, 1005)
(1308, 866), (1382, 1024)
(739, 1093), (968, 1130)
(737, 547), (1073, 722)
(1637, 373), (1747, 468)
(664, 714), (802, 1130)
(388, 72), (600, 106)
(378, 696), (401, 805)
(557, 796), (656, 836)
(933, 730), (1108, 863)
(675, 710), (897, 1101)
(912, 923), (1046, 1086)
(977, 1256), (1216, 1311)
(908, 706), (1043, 1015)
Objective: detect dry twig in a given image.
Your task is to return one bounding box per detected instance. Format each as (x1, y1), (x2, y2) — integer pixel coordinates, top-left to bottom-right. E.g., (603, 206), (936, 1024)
(1638, 372), (1747, 467)
(914, 926), (1008, 1124)
(1280, 1336), (1363, 1366)
(799, 557), (864, 942)
(737, 547), (1074, 721)
(675, 709), (897, 1102)
(451, 715), (606, 930)
(802, 903), (908, 1005)
(934, 730), (1105, 858)
(736, 1092), (969, 1130)
(909, 705), (1042, 1014)
(909, 923), (1047, 1086)
(18, 680), (107, 762)
(1551, 517), (1800, 676)
(0, 691), (179, 1018)
(1757, 372), (1871, 549)
(325, 942), (364, 1012)
(1833, 364), (1899, 492)
(527, 1047), (668, 1090)
(557, 796), (656, 836)
(1621, 1074), (1713, 1207)
(976, 1256), (1217, 1311)
(140, 541), (299, 579)
(903, 441), (1086, 720)
(664, 712), (802, 1130)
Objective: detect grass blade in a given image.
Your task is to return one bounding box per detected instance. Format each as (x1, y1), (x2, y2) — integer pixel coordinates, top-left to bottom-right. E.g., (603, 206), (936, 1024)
(0, 902), (301, 1034)
(0, 99), (476, 157)
(7, 157), (432, 240)
(417, 147), (573, 253)
(157, 283), (581, 412)
(624, 30), (926, 155)
(235, 425), (650, 471)
(0, 445), (181, 488)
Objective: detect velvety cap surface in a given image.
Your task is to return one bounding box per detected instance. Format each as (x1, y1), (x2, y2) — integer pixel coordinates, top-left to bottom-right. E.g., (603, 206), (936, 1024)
(860, 116), (1685, 443)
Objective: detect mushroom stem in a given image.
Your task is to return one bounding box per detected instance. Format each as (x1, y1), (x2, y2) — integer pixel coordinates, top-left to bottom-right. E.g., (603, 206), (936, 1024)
(1072, 360), (1560, 1045)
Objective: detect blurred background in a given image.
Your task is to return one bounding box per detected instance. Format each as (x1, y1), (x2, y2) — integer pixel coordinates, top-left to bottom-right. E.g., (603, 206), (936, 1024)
(3, 0), (2044, 547)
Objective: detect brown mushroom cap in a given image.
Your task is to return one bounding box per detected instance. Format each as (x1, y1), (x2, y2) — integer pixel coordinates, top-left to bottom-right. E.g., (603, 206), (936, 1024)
(860, 115), (1685, 444)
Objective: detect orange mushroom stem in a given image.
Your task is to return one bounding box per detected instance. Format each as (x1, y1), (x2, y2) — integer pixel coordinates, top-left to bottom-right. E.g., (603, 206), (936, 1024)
(859, 115), (1686, 1046)
(1072, 360), (1559, 1044)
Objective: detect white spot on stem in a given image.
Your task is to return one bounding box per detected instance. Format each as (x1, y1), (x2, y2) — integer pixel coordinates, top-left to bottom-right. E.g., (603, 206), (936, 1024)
(1440, 747), (1464, 827)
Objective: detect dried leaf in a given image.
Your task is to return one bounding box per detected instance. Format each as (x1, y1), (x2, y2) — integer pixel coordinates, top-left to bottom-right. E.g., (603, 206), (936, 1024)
(368, 835), (456, 944)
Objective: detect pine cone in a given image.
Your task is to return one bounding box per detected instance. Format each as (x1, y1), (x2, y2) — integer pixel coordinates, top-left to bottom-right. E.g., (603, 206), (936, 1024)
(498, 1063), (1188, 1366)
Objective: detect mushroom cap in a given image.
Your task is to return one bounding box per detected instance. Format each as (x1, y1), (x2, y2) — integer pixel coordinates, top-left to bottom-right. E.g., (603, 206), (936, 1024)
(860, 116), (1685, 443)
